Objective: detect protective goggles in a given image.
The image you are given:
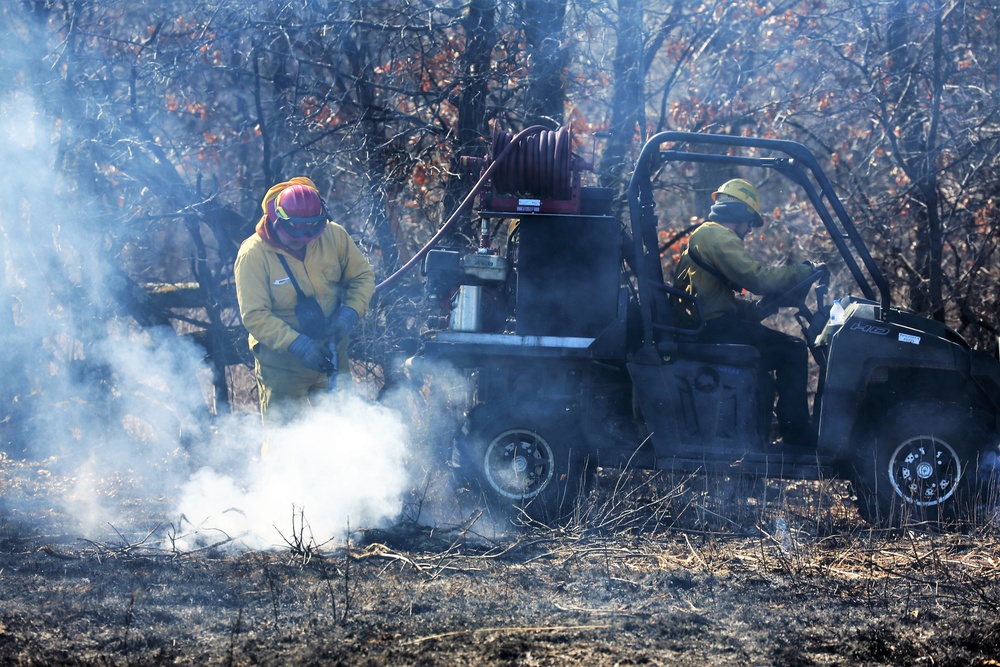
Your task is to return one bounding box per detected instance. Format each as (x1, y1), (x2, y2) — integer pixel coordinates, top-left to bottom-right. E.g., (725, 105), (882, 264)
(275, 210), (327, 238)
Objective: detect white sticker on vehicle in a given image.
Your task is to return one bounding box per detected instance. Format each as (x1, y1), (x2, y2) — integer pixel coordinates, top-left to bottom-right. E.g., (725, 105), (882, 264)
(898, 333), (921, 345)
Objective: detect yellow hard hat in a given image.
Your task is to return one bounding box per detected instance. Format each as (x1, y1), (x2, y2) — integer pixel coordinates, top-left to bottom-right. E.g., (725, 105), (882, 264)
(712, 178), (764, 227)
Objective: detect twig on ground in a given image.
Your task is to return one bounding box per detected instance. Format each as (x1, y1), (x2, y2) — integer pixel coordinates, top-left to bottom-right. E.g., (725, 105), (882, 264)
(225, 607), (243, 667)
(39, 545), (80, 560)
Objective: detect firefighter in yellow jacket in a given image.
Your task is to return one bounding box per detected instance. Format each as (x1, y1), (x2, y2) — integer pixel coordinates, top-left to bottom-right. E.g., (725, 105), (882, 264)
(235, 177), (375, 429)
(675, 178), (816, 448)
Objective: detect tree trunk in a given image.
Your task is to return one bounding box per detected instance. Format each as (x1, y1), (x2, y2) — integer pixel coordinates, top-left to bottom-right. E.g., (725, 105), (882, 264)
(887, 0), (945, 321)
(521, 0), (568, 128)
(444, 0), (497, 221)
(600, 0), (644, 193)
(344, 4), (398, 276)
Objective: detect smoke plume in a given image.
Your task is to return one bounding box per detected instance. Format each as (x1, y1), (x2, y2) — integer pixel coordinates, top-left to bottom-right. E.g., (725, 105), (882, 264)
(176, 393), (412, 550)
(0, 89), (415, 548)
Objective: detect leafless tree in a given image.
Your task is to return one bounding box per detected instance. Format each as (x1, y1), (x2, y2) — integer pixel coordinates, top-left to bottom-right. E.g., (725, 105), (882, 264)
(1, 0), (997, 455)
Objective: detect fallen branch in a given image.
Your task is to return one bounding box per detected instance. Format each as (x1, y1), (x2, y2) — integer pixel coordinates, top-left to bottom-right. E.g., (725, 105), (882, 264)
(39, 545), (80, 560)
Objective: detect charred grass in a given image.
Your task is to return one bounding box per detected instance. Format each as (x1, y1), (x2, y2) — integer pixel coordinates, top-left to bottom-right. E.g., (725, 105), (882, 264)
(2, 454), (1000, 666)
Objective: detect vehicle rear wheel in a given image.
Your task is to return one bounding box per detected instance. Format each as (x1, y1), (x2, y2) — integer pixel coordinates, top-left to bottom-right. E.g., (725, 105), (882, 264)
(850, 400), (987, 526)
(459, 407), (593, 524)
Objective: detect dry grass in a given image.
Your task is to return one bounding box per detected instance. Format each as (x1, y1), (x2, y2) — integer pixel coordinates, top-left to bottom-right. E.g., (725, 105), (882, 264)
(2, 453), (1000, 665)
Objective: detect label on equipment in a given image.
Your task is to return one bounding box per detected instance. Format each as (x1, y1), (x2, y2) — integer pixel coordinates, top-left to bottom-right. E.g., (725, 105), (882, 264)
(898, 333), (921, 345)
(517, 198), (541, 212)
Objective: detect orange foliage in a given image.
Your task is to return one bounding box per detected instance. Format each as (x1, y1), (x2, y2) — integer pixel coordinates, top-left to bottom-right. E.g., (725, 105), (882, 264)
(412, 164), (429, 187)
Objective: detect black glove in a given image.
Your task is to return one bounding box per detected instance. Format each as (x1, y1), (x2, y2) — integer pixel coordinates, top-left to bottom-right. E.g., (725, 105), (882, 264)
(288, 335), (334, 373)
(809, 262), (829, 278)
(325, 307), (359, 342)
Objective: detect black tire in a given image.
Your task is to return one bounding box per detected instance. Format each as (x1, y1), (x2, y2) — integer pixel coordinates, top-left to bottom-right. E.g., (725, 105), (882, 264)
(850, 400), (988, 526)
(459, 406), (593, 524)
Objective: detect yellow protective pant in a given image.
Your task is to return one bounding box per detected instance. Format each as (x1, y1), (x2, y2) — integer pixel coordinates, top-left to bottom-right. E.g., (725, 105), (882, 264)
(253, 337), (351, 457)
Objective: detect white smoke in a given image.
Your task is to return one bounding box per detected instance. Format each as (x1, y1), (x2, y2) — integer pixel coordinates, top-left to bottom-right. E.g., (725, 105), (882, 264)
(175, 392), (413, 550)
(50, 326), (213, 535)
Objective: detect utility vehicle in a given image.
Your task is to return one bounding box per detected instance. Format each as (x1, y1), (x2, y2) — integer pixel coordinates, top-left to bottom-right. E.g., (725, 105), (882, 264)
(403, 128), (1000, 525)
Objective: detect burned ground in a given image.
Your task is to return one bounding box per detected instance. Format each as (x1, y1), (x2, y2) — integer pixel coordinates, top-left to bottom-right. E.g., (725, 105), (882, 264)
(2, 455), (1000, 666)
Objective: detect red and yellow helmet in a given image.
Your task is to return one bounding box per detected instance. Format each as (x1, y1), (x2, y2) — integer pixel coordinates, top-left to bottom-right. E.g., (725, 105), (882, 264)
(264, 179), (328, 242)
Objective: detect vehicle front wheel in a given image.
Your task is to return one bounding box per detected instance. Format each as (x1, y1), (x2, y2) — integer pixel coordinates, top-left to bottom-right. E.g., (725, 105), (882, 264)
(850, 400), (988, 526)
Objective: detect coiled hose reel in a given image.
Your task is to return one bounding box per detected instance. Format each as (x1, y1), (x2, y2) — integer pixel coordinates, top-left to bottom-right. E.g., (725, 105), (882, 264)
(489, 126), (574, 200)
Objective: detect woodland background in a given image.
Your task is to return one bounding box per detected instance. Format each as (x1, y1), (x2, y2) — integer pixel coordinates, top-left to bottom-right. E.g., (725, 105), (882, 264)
(0, 0), (998, 440)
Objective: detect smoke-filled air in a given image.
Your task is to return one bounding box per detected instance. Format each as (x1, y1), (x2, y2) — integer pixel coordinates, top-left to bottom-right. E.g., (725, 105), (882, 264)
(3, 1), (1000, 663)
(0, 88), (417, 548)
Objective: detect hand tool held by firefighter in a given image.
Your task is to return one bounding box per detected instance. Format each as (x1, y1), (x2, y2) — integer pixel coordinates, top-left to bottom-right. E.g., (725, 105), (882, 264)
(327, 342), (339, 391)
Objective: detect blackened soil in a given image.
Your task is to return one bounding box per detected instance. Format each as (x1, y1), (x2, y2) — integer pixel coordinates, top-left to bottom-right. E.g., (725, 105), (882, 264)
(2, 462), (1000, 666)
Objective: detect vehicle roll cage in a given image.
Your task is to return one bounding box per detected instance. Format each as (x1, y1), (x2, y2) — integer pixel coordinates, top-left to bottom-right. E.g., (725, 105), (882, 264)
(627, 131), (890, 352)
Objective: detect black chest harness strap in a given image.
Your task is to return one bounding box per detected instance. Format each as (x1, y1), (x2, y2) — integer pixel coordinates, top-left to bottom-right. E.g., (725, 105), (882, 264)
(276, 254), (327, 340)
(686, 244), (744, 293)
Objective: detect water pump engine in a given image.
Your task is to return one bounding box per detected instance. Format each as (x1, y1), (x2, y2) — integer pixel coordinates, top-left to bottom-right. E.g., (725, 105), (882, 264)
(424, 124), (618, 339)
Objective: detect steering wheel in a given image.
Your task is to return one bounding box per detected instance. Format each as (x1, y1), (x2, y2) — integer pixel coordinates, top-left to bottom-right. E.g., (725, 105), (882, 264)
(755, 268), (829, 322)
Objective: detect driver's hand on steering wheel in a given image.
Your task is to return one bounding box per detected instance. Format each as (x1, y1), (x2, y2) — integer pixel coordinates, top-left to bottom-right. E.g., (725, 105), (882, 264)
(808, 261), (830, 280)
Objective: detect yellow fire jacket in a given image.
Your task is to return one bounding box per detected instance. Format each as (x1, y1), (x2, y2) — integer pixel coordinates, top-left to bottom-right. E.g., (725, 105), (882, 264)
(675, 221), (812, 324)
(234, 222), (375, 354)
